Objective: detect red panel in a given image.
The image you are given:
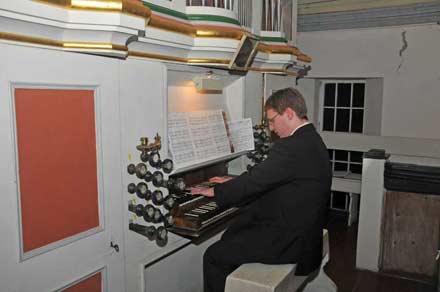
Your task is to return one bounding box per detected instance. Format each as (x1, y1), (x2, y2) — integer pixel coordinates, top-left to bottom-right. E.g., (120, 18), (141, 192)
(15, 88), (100, 253)
(63, 272), (102, 292)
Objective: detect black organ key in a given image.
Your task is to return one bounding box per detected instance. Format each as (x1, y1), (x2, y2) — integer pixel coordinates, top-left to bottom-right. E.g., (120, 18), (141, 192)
(128, 203), (144, 217)
(140, 151), (149, 163)
(127, 183), (136, 194)
(143, 204), (155, 222)
(146, 225), (157, 240)
(163, 195), (176, 210)
(148, 151), (161, 168)
(127, 163), (136, 175)
(152, 190), (164, 205)
(161, 158), (173, 174)
(135, 163), (148, 179)
(163, 213), (174, 227)
(136, 182), (150, 200)
(129, 223), (156, 239)
(152, 171), (164, 187)
(157, 226), (168, 241)
(144, 171), (153, 182)
(152, 208), (163, 223)
(166, 177), (186, 194)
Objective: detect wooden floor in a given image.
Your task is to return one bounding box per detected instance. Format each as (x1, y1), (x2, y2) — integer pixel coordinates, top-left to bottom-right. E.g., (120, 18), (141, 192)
(324, 213), (437, 292)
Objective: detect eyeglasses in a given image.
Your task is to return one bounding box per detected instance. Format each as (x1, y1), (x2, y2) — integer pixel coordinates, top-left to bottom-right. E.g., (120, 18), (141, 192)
(266, 113), (280, 125)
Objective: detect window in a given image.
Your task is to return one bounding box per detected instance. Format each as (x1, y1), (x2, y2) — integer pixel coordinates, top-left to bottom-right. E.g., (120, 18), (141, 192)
(328, 149), (363, 176)
(328, 191), (360, 226)
(320, 80), (366, 133)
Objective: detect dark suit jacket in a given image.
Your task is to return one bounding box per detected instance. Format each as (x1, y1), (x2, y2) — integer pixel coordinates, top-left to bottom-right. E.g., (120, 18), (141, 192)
(213, 123), (332, 275)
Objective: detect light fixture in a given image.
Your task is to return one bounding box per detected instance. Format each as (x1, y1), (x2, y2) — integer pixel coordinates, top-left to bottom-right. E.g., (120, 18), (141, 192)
(192, 71), (223, 92)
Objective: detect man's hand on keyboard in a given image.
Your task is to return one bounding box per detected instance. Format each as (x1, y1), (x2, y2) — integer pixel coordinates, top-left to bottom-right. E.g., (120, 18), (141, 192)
(208, 176), (233, 184)
(190, 186), (214, 197)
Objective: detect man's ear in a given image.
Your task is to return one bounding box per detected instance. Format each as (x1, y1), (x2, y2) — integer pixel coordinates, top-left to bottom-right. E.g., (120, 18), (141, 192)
(285, 107), (296, 120)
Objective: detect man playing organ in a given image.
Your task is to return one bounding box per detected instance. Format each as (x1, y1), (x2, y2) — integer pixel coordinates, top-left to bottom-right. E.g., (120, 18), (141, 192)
(191, 87), (332, 292)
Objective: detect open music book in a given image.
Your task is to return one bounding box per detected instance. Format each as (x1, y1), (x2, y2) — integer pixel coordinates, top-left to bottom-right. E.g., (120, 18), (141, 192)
(168, 110), (254, 169)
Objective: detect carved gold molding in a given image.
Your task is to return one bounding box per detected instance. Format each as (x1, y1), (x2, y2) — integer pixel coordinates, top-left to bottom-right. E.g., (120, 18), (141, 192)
(257, 43), (312, 62)
(148, 14), (244, 40)
(128, 51), (230, 65)
(32, 0), (310, 62)
(34, 0), (150, 20)
(0, 32), (128, 52)
(248, 67), (298, 76)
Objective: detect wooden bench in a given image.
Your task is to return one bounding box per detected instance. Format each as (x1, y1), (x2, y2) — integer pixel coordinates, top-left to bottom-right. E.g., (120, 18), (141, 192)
(224, 229), (337, 292)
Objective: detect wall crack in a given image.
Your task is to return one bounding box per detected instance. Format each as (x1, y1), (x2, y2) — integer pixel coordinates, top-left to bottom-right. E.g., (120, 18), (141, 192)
(397, 30), (408, 72)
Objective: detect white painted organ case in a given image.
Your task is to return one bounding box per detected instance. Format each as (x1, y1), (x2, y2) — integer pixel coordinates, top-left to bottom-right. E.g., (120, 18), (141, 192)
(0, 43), (125, 292)
(121, 62), (256, 292)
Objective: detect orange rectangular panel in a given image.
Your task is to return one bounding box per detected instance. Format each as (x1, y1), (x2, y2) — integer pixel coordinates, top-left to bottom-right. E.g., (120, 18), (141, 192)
(63, 272), (102, 292)
(14, 88), (100, 253)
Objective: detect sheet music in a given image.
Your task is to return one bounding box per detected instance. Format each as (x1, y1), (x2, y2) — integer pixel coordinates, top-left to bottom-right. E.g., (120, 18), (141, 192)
(168, 113), (196, 165)
(168, 110), (231, 167)
(227, 118), (255, 153)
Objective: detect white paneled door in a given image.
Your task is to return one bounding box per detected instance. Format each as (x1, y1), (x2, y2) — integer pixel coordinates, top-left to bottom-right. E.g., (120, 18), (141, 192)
(0, 42), (124, 292)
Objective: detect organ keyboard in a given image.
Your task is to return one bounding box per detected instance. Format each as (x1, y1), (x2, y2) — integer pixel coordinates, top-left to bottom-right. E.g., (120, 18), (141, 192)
(169, 189), (239, 237)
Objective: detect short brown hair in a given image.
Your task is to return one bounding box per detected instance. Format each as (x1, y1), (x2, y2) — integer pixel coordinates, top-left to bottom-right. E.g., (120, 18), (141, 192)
(264, 87), (308, 119)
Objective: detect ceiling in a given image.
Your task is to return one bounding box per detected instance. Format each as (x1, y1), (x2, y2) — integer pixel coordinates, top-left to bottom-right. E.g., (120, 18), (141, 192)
(298, 0), (440, 15)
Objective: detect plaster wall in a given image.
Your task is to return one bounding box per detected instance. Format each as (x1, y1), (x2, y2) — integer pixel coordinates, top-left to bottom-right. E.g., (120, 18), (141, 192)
(297, 24), (440, 140)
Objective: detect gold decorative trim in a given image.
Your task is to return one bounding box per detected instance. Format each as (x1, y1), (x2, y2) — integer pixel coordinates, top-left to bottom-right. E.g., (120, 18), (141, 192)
(297, 54), (312, 63)
(34, 0), (150, 20)
(195, 27), (244, 40)
(63, 42), (127, 51)
(128, 51), (229, 65)
(258, 43), (300, 56)
(0, 31), (61, 47)
(149, 14), (245, 40)
(149, 14), (196, 36)
(0, 32), (127, 52)
(32, 0), (311, 63)
(248, 67), (298, 76)
(257, 43), (312, 63)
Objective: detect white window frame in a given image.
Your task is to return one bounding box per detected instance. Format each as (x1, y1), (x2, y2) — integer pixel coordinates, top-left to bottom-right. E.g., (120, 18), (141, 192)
(328, 149), (363, 178)
(318, 80), (366, 133)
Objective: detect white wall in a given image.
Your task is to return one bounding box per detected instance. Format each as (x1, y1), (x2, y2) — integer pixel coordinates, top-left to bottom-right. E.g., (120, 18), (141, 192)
(297, 24), (440, 140)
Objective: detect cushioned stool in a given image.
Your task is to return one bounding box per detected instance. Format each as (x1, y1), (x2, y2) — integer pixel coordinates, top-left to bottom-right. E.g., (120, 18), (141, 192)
(225, 229), (337, 292)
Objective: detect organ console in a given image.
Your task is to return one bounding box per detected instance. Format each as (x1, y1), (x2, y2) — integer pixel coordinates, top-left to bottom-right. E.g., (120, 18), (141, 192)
(126, 127), (261, 244)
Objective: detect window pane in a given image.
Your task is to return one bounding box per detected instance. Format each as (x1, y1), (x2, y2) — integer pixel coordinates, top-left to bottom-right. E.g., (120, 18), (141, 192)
(353, 83), (365, 107)
(351, 109), (364, 133)
(336, 109), (350, 132)
(332, 191), (348, 210)
(337, 83), (351, 107)
(328, 149), (334, 160)
(324, 83), (336, 106)
(334, 162), (348, 171)
(335, 150), (348, 161)
(323, 109), (334, 131)
(350, 151), (363, 163)
(350, 164), (363, 174)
